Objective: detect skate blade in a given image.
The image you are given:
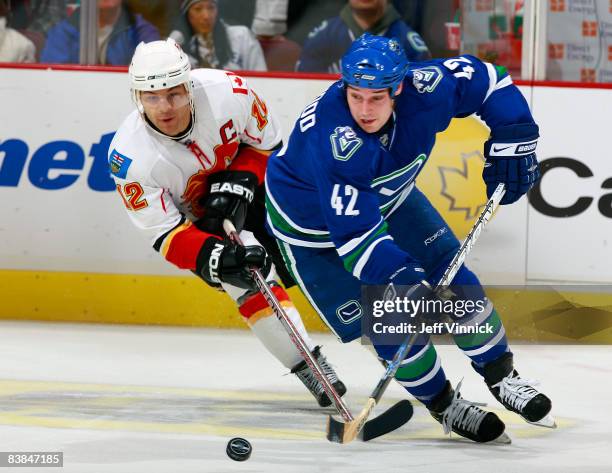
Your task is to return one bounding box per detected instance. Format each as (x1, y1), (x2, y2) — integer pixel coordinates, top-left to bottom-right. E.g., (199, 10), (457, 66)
(491, 431), (512, 445)
(528, 413), (557, 429)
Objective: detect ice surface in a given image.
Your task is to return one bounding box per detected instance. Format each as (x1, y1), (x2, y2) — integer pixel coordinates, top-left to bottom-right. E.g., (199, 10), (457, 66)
(0, 321), (610, 473)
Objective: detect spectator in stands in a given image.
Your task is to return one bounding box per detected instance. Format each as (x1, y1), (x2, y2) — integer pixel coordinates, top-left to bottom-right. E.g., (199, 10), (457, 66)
(285, 0), (345, 46)
(208, 0), (341, 70)
(297, 0), (430, 73)
(8, 0), (66, 36)
(40, 0), (160, 65)
(126, 0), (174, 38)
(170, 0), (266, 71)
(216, 0), (346, 48)
(391, 0), (426, 33)
(251, 0), (301, 71)
(0, 0), (35, 62)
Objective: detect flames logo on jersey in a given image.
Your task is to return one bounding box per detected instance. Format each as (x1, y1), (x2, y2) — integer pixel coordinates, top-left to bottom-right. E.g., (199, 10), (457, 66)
(182, 170), (209, 218)
(214, 140), (239, 167)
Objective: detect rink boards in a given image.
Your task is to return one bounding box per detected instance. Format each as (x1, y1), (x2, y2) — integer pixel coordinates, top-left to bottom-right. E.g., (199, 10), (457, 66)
(0, 67), (611, 341)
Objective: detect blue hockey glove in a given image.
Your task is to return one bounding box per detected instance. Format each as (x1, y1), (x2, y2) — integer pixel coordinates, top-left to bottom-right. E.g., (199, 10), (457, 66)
(483, 123), (541, 205)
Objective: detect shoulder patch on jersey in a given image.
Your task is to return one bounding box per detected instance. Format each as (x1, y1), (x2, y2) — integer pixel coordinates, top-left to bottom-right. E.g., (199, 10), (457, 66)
(330, 126), (363, 161)
(109, 149), (133, 179)
(412, 66), (443, 94)
(406, 31), (429, 52)
(225, 71), (248, 95)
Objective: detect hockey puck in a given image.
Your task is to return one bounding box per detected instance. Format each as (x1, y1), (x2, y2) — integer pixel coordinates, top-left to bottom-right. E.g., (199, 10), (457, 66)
(226, 437), (252, 462)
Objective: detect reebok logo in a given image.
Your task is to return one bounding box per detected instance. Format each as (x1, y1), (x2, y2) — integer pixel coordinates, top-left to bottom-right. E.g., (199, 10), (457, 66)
(424, 227), (448, 245)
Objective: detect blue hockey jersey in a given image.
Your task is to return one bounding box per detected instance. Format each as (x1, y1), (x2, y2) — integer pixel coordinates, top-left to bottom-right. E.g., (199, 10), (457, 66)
(266, 55), (535, 284)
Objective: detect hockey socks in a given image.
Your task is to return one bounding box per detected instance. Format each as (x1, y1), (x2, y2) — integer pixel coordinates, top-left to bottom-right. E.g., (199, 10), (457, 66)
(453, 303), (510, 367)
(375, 341), (448, 404)
(238, 283), (347, 407)
(238, 284), (314, 368)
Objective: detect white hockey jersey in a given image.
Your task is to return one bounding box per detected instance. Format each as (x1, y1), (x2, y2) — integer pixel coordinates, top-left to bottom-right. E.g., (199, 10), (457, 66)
(108, 68), (282, 271)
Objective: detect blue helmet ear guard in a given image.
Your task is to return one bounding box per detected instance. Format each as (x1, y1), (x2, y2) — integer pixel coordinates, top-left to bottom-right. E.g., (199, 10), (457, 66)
(341, 33), (409, 96)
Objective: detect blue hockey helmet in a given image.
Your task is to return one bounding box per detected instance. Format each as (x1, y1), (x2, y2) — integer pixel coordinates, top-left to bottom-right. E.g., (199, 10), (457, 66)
(341, 33), (409, 96)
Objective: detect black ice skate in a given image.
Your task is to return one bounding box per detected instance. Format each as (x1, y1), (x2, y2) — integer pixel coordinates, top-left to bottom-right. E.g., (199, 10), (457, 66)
(291, 346), (347, 407)
(429, 380), (511, 444)
(483, 352), (556, 428)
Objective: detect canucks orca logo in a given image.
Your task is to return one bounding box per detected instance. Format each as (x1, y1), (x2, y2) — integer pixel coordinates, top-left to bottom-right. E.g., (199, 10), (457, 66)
(412, 66), (443, 94)
(330, 126), (363, 161)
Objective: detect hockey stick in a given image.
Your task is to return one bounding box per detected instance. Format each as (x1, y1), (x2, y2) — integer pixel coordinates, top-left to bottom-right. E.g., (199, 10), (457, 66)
(327, 183), (506, 444)
(224, 220), (413, 440)
(223, 220), (353, 420)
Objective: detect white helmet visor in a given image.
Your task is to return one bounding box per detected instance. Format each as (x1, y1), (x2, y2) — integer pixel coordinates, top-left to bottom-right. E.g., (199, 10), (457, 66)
(139, 86), (191, 111)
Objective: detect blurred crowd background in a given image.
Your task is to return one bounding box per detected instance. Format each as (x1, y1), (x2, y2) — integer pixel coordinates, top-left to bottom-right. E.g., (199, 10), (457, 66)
(1, 0), (611, 83)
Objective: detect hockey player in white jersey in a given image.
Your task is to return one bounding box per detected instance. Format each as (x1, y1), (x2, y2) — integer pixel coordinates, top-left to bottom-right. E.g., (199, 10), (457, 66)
(108, 38), (346, 407)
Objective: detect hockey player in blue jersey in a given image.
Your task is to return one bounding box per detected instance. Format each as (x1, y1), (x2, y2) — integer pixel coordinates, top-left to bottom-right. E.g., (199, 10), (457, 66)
(265, 34), (555, 443)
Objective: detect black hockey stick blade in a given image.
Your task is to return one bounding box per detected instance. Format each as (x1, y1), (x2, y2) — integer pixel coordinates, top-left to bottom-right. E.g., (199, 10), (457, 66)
(327, 399), (413, 443)
(361, 400), (413, 441)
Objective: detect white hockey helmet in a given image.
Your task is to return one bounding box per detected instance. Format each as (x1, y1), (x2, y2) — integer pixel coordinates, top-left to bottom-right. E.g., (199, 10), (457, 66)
(129, 38), (195, 137)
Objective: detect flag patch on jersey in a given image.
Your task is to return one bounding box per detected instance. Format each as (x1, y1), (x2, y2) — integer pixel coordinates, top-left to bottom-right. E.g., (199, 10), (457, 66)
(412, 66), (443, 94)
(330, 126), (363, 161)
(109, 149), (133, 179)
